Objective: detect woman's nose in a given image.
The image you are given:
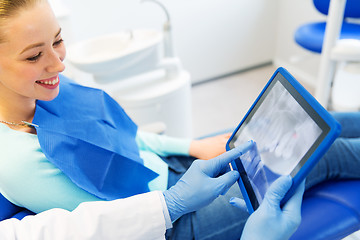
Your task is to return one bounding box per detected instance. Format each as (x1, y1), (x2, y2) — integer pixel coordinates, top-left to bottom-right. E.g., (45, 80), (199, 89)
(46, 49), (66, 73)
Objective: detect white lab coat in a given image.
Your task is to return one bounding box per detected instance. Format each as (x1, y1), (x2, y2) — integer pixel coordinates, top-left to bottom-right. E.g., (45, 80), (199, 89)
(0, 191), (168, 240)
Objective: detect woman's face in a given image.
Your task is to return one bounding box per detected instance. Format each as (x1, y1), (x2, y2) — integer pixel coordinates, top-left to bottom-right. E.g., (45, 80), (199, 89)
(0, 1), (66, 102)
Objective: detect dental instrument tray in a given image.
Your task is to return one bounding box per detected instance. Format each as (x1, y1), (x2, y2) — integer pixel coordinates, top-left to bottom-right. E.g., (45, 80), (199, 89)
(226, 67), (341, 214)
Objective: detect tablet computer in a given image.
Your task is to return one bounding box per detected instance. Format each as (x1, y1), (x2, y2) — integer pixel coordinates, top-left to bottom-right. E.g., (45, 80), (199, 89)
(226, 67), (341, 214)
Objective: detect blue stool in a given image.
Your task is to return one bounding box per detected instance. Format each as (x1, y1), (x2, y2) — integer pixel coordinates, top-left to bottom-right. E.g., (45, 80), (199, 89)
(295, 0), (360, 54)
(294, 0), (360, 109)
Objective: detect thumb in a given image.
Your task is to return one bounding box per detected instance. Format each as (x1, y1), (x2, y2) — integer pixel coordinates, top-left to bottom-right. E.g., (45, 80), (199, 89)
(215, 170), (240, 195)
(203, 141), (254, 177)
(264, 175), (292, 206)
(283, 180), (305, 213)
(229, 197), (248, 213)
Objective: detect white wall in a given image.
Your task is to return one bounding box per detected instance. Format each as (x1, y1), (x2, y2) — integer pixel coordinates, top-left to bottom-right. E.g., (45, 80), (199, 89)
(57, 0), (278, 83)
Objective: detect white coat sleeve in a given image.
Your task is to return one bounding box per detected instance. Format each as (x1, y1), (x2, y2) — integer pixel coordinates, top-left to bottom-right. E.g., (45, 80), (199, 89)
(0, 191), (169, 240)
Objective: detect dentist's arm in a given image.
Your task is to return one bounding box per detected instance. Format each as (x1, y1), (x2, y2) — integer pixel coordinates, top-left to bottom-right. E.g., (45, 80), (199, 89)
(0, 191), (168, 240)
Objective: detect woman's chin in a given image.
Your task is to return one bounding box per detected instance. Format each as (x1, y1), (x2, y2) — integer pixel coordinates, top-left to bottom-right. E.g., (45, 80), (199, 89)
(38, 89), (60, 101)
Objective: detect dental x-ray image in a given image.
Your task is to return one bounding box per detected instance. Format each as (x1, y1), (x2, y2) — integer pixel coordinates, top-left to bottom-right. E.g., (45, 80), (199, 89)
(233, 80), (322, 205)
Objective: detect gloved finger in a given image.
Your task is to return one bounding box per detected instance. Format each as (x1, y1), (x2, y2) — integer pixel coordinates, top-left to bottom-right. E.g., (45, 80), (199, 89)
(264, 175), (292, 207)
(216, 163), (232, 177)
(229, 197), (248, 213)
(203, 141), (254, 177)
(216, 170), (240, 195)
(282, 180), (305, 214)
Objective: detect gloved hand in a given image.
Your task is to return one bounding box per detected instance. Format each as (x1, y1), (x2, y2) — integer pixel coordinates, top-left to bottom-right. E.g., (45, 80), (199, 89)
(163, 141), (253, 222)
(238, 175), (305, 240)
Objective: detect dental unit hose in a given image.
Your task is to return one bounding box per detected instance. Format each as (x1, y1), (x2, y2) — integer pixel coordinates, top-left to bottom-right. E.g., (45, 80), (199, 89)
(141, 0), (175, 58)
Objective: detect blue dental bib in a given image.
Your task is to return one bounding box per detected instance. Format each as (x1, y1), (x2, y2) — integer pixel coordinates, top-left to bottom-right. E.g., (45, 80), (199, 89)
(32, 75), (158, 200)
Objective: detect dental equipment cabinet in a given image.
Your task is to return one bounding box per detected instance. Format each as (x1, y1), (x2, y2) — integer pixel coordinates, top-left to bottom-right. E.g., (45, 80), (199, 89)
(65, 0), (192, 138)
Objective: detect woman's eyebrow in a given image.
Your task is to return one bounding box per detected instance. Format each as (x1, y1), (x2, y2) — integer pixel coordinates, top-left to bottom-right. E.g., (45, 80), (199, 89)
(55, 28), (62, 38)
(20, 42), (44, 54)
(20, 28), (62, 54)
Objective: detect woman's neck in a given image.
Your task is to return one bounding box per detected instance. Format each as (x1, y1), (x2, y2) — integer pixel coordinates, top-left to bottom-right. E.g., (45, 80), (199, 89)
(0, 91), (36, 133)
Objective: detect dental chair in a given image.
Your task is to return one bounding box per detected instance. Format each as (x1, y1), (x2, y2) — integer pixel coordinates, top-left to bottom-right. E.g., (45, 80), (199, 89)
(0, 192), (34, 221)
(290, 179), (360, 240)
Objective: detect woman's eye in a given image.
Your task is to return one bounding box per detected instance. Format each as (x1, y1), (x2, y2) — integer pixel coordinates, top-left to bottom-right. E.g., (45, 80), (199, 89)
(26, 52), (42, 62)
(53, 39), (64, 46)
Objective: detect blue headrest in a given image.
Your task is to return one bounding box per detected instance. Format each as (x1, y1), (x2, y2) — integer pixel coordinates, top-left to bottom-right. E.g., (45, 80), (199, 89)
(313, 0), (360, 18)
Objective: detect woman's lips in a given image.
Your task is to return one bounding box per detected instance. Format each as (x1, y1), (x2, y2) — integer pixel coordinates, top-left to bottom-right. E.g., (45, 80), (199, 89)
(36, 76), (60, 89)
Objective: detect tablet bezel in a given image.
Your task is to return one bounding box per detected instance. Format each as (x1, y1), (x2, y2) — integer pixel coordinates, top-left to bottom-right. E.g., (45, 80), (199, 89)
(226, 67), (341, 213)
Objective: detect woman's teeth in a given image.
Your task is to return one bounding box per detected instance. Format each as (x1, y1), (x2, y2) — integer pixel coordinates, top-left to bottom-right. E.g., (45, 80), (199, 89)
(36, 78), (59, 85)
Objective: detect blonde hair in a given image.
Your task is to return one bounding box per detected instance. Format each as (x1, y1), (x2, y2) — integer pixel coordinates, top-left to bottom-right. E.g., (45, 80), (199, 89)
(0, 0), (45, 42)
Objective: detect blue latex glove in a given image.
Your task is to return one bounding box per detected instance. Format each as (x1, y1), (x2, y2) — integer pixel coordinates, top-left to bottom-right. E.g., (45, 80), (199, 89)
(163, 141), (253, 222)
(234, 175), (305, 240)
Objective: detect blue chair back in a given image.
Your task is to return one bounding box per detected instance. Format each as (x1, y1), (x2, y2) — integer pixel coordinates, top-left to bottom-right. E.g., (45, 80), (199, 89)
(313, 0), (360, 18)
(291, 179), (360, 240)
(0, 192), (34, 221)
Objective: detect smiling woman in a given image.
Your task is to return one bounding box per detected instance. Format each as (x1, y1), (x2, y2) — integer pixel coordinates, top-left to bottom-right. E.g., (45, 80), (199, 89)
(0, 1), (253, 239)
(0, 0), (65, 134)
(0, 1), (359, 240)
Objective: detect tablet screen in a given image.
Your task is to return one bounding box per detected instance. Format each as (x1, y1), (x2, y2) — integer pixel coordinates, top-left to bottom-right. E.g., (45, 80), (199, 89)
(229, 72), (330, 209)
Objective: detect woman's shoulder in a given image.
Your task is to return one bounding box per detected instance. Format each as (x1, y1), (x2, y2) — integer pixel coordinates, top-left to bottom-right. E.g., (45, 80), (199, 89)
(0, 125), (45, 201)
(0, 124), (41, 170)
